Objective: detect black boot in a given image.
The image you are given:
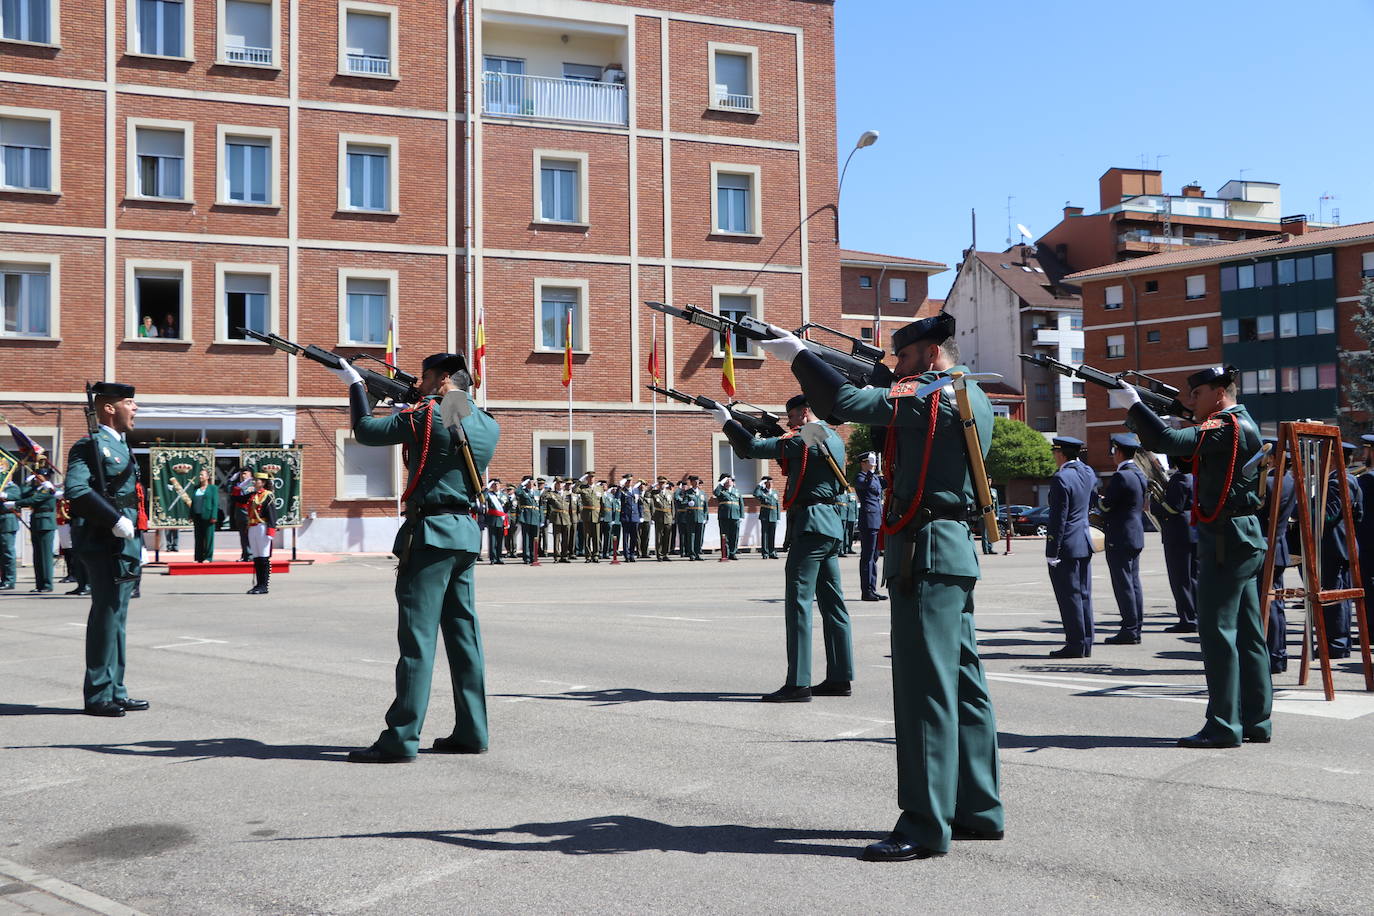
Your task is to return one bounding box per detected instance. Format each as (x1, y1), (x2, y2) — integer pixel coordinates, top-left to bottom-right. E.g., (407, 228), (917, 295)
(247, 558), (266, 595)
(259, 556), (270, 594)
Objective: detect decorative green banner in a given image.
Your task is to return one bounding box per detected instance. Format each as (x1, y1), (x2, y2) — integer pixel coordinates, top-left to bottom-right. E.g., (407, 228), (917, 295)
(148, 446), (216, 528)
(239, 446), (303, 527)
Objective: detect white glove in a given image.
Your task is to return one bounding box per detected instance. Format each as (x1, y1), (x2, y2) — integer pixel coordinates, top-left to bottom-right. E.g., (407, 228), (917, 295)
(1046, 557), (1061, 568)
(1107, 385), (1141, 410)
(112, 517), (136, 539)
(331, 362), (364, 386)
(707, 403), (732, 425)
(2, 501), (13, 510)
(755, 324), (807, 363)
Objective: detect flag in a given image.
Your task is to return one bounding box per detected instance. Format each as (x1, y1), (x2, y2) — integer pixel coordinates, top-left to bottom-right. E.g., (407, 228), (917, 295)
(473, 307), (486, 389)
(647, 318), (661, 385)
(721, 330), (737, 398)
(6, 422), (46, 464)
(561, 308), (574, 388)
(383, 315), (396, 378)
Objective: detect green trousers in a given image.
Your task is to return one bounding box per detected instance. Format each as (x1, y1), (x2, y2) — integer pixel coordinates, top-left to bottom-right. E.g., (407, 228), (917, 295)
(0, 528), (16, 586)
(719, 518), (740, 558)
(759, 519), (777, 558)
(30, 526), (55, 590)
(375, 548), (488, 757)
(1196, 526), (1272, 742)
(81, 549), (138, 706)
(891, 574), (1002, 852)
(193, 520), (216, 562)
(783, 532), (851, 686)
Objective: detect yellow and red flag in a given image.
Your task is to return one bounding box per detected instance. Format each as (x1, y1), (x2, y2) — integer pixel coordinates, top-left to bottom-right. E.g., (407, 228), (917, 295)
(721, 329), (737, 398)
(383, 315), (396, 378)
(647, 318), (661, 385)
(473, 307), (486, 389)
(561, 308), (574, 388)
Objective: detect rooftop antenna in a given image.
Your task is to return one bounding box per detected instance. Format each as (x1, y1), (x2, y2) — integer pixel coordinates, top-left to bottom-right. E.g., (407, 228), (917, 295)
(1319, 192), (1335, 223)
(971, 207), (977, 252)
(1005, 195), (1015, 247)
(1154, 153), (1169, 171)
(1017, 223), (1034, 247)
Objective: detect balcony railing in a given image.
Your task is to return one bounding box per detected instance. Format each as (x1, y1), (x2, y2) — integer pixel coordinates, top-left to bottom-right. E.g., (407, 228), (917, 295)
(347, 53), (392, 76)
(225, 45), (273, 65)
(1118, 231), (1231, 249)
(1033, 328), (1061, 347)
(714, 91), (755, 111)
(482, 71), (627, 126)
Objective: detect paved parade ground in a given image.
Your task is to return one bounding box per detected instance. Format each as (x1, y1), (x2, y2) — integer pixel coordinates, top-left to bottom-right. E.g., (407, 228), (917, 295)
(3, 543), (1373, 915)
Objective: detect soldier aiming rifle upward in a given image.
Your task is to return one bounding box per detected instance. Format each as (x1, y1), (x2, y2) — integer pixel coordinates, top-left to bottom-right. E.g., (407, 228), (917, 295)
(1018, 352), (1194, 420)
(647, 385), (786, 439)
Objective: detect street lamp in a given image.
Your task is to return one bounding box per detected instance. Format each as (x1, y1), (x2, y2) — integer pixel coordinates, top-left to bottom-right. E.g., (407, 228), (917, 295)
(835, 129), (879, 243)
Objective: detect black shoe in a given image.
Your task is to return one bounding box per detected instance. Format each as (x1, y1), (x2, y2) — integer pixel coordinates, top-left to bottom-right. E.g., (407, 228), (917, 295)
(347, 746), (417, 764)
(59, 576), (76, 584)
(84, 701), (125, 717)
(1047, 646), (1087, 659)
(1103, 633), (1141, 645)
(811, 680), (852, 697)
(432, 736), (488, 754)
(861, 593), (886, 602)
(860, 834), (946, 862)
(1270, 661), (1287, 675)
(115, 698), (150, 711)
(761, 685), (812, 703)
(131, 588), (140, 599)
(1177, 731), (1240, 749)
(66, 586), (90, 596)
(1328, 649), (1352, 659)
(1164, 623), (1198, 633)
(951, 825), (1004, 841)
(1243, 732), (1272, 744)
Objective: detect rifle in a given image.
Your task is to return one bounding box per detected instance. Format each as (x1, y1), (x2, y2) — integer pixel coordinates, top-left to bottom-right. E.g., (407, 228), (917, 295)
(647, 385), (787, 439)
(646, 301), (893, 389)
(239, 328), (422, 405)
(1018, 352), (1193, 420)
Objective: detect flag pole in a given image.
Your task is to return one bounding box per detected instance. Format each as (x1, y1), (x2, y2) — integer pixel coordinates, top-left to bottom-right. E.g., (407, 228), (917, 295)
(651, 315), (659, 481)
(566, 307), (574, 476)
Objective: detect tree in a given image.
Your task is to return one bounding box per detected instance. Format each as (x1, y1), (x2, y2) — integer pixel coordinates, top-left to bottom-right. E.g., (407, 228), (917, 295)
(1342, 278), (1374, 422)
(986, 417), (1055, 483)
(843, 424), (877, 482)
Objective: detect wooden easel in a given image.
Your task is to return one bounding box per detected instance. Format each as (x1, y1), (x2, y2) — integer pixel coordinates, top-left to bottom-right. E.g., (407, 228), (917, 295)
(1258, 422), (1374, 699)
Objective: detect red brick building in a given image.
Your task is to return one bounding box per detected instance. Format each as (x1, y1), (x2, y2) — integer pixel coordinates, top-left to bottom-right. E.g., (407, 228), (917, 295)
(0, 0), (857, 550)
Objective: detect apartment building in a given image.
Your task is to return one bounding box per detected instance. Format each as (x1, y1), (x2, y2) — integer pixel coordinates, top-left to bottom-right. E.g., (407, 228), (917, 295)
(1065, 219), (1374, 473)
(834, 247), (944, 347)
(0, 0), (844, 549)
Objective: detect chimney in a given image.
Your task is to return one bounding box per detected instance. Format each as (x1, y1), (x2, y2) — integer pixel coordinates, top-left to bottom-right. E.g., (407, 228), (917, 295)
(1063, 205), (1084, 218)
(1181, 184), (1204, 198)
(1280, 214), (1308, 236)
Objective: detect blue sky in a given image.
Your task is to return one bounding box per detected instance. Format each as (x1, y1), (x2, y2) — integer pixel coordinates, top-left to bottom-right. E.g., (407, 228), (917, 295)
(834, 0), (1374, 296)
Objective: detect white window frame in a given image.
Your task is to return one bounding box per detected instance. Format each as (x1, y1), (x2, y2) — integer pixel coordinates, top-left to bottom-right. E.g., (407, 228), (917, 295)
(127, 117), (194, 203)
(706, 41), (759, 113)
(1362, 251), (1374, 278)
(125, 258), (192, 343)
(126, 0), (194, 60)
(532, 430), (594, 481)
(1187, 326), (1208, 351)
(337, 0), (399, 80)
(334, 429), (399, 501)
(712, 284), (764, 360)
(1105, 333), (1125, 359)
(531, 148), (589, 227)
(0, 0), (59, 47)
(889, 277), (908, 303)
(0, 251), (60, 340)
(0, 105), (60, 195)
(216, 0), (279, 68)
(1104, 284), (1123, 309)
(710, 162), (762, 238)
(712, 431), (762, 493)
(337, 132), (399, 214)
(215, 123), (279, 207)
(337, 267), (397, 348)
(214, 262), (279, 344)
(533, 277), (590, 354)
(1185, 274), (1206, 300)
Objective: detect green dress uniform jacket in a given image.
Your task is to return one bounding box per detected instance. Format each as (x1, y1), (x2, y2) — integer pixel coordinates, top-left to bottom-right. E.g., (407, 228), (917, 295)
(575, 483), (601, 560)
(651, 489), (675, 558)
(515, 486), (540, 563)
(1127, 402), (1270, 743)
(799, 355), (1003, 855)
(353, 394), (499, 757)
(714, 484), (743, 558)
(190, 483), (219, 562)
(674, 488), (705, 559)
(65, 427), (144, 707)
(726, 421), (852, 688)
(1, 480), (23, 588)
(754, 484), (780, 559)
(17, 478), (58, 590)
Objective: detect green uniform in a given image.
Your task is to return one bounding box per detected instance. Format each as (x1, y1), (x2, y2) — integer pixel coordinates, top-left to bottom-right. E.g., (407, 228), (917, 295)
(725, 422), (852, 688)
(651, 488), (675, 559)
(833, 490), (856, 556)
(353, 394), (499, 757)
(754, 484), (780, 559)
(674, 487), (705, 560)
(190, 483), (219, 562)
(515, 485), (540, 563)
(1, 480), (21, 589)
(600, 491), (620, 556)
(17, 477), (57, 591)
(714, 483), (743, 558)
(1128, 402), (1270, 743)
(575, 482), (601, 562)
(65, 428), (143, 708)
(808, 362), (1003, 854)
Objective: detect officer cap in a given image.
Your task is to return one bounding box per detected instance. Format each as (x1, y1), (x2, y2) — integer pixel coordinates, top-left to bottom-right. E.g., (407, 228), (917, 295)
(89, 381), (136, 399)
(1343, 441), (1357, 455)
(688, 474), (700, 481)
(536, 477), (546, 484)
(861, 451), (878, 464)
(1110, 433), (1141, 451)
(718, 473), (730, 482)
(1186, 365), (1237, 390)
(253, 472), (271, 480)
(520, 476), (532, 484)
(1362, 434), (1374, 446)
(890, 311), (955, 355)
(656, 476), (668, 482)
(1052, 435), (1084, 456)
(422, 352), (468, 375)
(785, 394), (808, 411)
(760, 475), (772, 482)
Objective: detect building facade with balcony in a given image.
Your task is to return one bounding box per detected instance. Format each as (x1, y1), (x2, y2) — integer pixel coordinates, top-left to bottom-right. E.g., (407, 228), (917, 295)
(835, 248), (945, 347)
(0, 0), (845, 550)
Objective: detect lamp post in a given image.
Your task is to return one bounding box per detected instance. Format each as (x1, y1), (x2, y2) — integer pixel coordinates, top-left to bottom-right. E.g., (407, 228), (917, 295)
(834, 129), (879, 243)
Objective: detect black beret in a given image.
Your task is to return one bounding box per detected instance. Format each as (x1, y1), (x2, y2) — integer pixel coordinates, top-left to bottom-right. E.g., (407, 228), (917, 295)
(891, 312), (955, 355)
(785, 394), (808, 411)
(1186, 366), (1237, 390)
(89, 381), (135, 399)
(422, 352), (468, 374)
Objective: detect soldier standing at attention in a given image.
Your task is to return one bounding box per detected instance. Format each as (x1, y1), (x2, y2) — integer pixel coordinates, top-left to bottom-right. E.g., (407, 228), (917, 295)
(1, 472), (21, 590)
(65, 382), (148, 717)
(515, 477), (540, 565)
(1112, 366), (1271, 747)
(714, 474), (742, 559)
(636, 479), (653, 558)
(651, 478), (675, 560)
(1046, 436), (1096, 659)
(230, 469), (254, 561)
(708, 392), (852, 704)
(244, 473), (277, 595)
(836, 487), (857, 556)
(332, 353), (498, 763)
(619, 478), (643, 562)
(1100, 433), (1148, 645)
(481, 479), (506, 565)
(854, 454), (885, 597)
(14, 464), (58, 593)
(754, 476), (780, 559)
(758, 312), (1002, 862)
(601, 482), (620, 558)
(1154, 459), (1199, 634)
(56, 494), (89, 593)
(575, 472), (601, 563)
(502, 485), (519, 558)
(674, 478), (700, 560)
(690, 476), (710, 559)
(190, 467), (219, 563)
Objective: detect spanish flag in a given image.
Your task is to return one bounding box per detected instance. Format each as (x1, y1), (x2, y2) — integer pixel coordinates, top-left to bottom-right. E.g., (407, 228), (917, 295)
(561, 308), (574, 388)
(383, 315), (396, 378)
(473, 307), (486, 389)
(721, 329), (737, 398)
(647, 317), (661, 385)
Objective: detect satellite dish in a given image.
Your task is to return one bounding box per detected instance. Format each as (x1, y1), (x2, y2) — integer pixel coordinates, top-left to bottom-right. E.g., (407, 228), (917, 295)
(1017, 223), (1033, 240)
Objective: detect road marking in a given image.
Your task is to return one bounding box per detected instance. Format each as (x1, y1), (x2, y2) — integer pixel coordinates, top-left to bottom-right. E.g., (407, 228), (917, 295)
(150, 636), (227, 650)
(628, 614), (711, 622)
(359, 658), (392, 664)
(65, 622), (86, 628)
(0, 613), (19, 618)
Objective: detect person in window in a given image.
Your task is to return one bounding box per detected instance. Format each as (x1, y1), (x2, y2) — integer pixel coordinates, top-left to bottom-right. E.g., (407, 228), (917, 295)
(138, 315), (158, 338)
(162, 312), (178, 339)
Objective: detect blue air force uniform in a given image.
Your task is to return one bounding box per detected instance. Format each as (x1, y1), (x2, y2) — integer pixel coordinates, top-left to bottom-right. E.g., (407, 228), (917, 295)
(1046, 437), (1096, 657)
(1100, 434), (1147, 644)
(1154, 465), (1198, 631)
(854, 460), (886, 599)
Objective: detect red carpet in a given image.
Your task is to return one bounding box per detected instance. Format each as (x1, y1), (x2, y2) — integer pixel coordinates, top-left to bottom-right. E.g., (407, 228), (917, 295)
(164, 561), (292, 576)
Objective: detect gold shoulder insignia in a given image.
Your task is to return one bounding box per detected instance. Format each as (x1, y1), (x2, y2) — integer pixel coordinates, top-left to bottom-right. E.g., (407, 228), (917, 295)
(1199, 419), (1224, 431)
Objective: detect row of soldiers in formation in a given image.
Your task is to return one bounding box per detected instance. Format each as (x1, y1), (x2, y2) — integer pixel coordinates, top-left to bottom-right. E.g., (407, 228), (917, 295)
(474, 472), (865, 564)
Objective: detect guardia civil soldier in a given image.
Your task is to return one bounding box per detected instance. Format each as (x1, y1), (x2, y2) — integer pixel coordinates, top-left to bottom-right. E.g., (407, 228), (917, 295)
(1100, 433), (1147, 645)
(758, 312), (1002, 862)
(1, 473), (21, 590)
(15, 465), (58, 593)
(690, 477), (710, 557)
(515, 477), (540, 564)
(714, 474), (742, 559)
(834, 487), (857, 556)
(1046, 436), (1096, 658)
(1111, 366), (1271, 747)
(481, 479), (506, 564)
(575, 472), (601, 563)
(1154, 459), (1198, 634)
(332, 352), (498, 763)
(675, 478), (705, 560)
(651, 478), (675, 560)
(708, 393), (852, 703)
(754, 476), (780, 559)
(64, 382), (148, 717)
(600, 483), (620, 558)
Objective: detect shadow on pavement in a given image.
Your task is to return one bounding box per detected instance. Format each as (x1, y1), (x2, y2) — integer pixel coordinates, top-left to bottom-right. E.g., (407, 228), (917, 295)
(493, 688), (761, 705)
(271, 815), (883, 858)
(997, 732), (1179, 750)
(0, 703), (85, 716)
(6, 737), (354, 761)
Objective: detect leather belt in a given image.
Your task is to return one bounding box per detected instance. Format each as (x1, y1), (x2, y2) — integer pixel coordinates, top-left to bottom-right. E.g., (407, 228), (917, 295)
(409, 504), (473, 518)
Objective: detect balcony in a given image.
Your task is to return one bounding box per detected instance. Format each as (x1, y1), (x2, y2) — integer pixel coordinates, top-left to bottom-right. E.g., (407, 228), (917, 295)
(714, 90), (755, 111)
(1118, 231), (1232, 252)
(1032, 326), (1061, 347)
(482, 72), (627, 127)
(225, 45), (272, 65)
(346, 53), (392, 77)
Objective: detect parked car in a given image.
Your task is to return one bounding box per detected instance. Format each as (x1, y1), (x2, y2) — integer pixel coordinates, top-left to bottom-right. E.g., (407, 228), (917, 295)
(997, 504), (1033, 525)
(1009, 505), (1051, 536)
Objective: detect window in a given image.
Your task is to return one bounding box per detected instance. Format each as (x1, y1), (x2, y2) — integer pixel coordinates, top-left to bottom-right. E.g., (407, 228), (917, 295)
(1255, 261), (1273, 288)
(708, 43), (757, 111)
(1144, 279), (1158, 293)
(1277, 258), (1296, 284)
(1106, 334), (1125, 359)
(1187, 326), (1207, 350)
(1297, 311), (1316, 337)
(1241, 371), (1257, 394)
(889, 278), (907, 303)
(1220, 266), (1237, 292)
(1182, 274), (1205, 300)
(218, 126), (278, 206)
(129, 119), (192, 201)
(1197, 205), (1213, 218)
(562, 62), (601, 81)
(716, 438), (761, 493)
(1033, 416), (1053, 432)
(1221, 319), (1238, 344)
(1281, 367), (1298, 392)
(1296, 257), (1313, 283)
(1033, 383), (1049, 400)
(534, 150), (587, 225)
(991, 404), (1010, 418)
(711, 165), (759, 235)
(1069, 313), (1083, 330)
(1362, 252), (1374, 279)
(2, 0), (52, 44)
(535, 279), (587, 352)
(0, 110), (56, 192)
(126, 260), (190, 341)
(1299, 365), (1317, 390)
(1257, 368), (1275, 394)
(1104, 285), (1123, 310)
(1, 256), (56, 338)
(339, 134), (397, 213)
(338, 433), (397, 499)
(216, 265), (277, 342)
(1237, 264), (1255, 289)
(340, 271), (393, 345)
(715, 289), (760, 357)
(1146, 329), (1161, 343)
(1278, 312), (1297, 338)
(858, 326), (872, 341)
(134, 0), (189, 58)
(220, 0), (275, 66)
(1318, 363), (1337, 389)
(1071, 348), (1084, 362)
(1314, 253), (1333, 280)
(1316, 308), (1335, 335)
(536, 432), (591, 480)
(858, 275), (872, 289)
(340, 2), (396, 77)
(1256, 315), (1274, 340)
(1072, 382), (1086, 397)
